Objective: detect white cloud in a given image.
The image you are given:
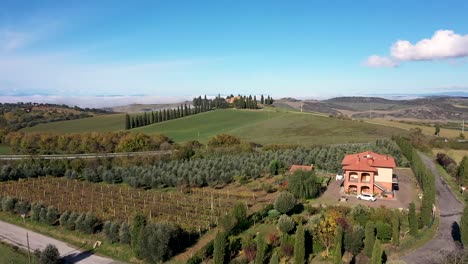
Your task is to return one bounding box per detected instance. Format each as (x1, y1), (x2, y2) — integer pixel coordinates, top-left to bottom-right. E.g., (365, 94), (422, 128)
(391, 30), (468, 61)
(364, 55), (398, 68)
(366, 29), (468, 67)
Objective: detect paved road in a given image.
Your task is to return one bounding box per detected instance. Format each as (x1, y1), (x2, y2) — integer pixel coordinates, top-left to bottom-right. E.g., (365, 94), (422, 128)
(0, 220), (123, 263)
(0, 150), (172, 160)
(402, 153), (464, 264)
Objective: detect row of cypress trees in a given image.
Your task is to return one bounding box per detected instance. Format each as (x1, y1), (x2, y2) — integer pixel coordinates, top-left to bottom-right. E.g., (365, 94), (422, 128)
(125, 103), (208, 130)
(395, 137), (436, 227)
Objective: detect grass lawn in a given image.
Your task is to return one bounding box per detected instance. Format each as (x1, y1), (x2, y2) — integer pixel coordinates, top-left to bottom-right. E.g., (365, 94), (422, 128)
(134, 109), (408, 145)
(21, 114), (125, 133)
(367, 119), (462, 138)
(0, 144), (11, 154)
(0, 242), (30, 264)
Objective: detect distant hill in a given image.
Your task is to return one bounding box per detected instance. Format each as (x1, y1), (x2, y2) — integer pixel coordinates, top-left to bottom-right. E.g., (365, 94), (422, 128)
(276, 96), (468, 121)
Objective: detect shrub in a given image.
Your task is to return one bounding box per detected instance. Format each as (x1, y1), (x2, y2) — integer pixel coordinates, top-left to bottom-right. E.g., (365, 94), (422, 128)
(119, 222), (131, 244)
(80, 212), (98, 234)
(278, 215), (295, 234)
(14, 201), (30, 215)
(31, 203), (43, 221)
(269, 160), (282, 175)
(103, 221), (112, 240)
(371, 239), (382, 264)
(241, 234), (256, 262)
(45, 206), (58, 226)
(344, 225), (365, 256)
(2, 197), (16, 212)
(66, 212), (78, 230)
(376, 221), (392, 242)
(208, 134), (241, 148)
(137, 223), (181, 263)
(59, 211), (70, 227)
(39, 207), (47, 223)
(256, 235), (267, 264)
(74, 213), (85, 232)
(280, 234), (294, 257)
(274, 192), (296, 214)
(39, 244), (60, 264)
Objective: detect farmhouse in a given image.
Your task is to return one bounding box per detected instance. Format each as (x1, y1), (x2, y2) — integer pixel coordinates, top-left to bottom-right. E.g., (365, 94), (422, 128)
(342, 151), (396, 198)
(288, 164), (314, 174)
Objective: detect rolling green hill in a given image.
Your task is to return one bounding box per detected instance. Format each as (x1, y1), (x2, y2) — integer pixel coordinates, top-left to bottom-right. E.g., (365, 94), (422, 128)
(133, 109), (407, 145)
(20, 109), (407, 145)
(21, 114), (125, 133)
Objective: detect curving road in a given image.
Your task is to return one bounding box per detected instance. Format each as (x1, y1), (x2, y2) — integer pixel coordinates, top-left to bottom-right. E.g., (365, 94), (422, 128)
(402, 153), (464, 264)
(0, 220), (124, 263)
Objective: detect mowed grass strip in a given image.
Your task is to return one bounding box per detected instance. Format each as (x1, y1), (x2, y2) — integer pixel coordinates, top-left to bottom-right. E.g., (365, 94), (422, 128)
(0, 242), (30, 264)
(0, 144), (11, 154)
(21, 114), (125, 133)
(134, 109), (407, 144)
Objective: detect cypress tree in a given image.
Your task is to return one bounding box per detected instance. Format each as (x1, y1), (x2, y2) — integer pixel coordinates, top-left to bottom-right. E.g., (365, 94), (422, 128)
(461, 205), (468, 246)
(409, 202), (418, 236)
(261, 94), (264, 104)
(213, 232), (226, 264)
(131, 117), (136, 129)
(125, 114), (130, 130)
(364, 221), (375, 257)
(392, 211), (400, 246)
(256, 235), (267, 264)
(131, 213), (147, 257)
(371, 239), (382, 264)
(294, 223), (305, 264)
(333, 226), (343, 264)
(420, 189), (433, 227)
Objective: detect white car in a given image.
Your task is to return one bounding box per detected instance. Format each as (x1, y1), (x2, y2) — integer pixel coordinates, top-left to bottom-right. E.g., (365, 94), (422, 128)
(357, 193), (377, 202)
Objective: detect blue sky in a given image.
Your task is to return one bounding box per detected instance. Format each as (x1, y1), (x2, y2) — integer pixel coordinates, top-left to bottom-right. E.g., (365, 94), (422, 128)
(1, 0), (468, 102)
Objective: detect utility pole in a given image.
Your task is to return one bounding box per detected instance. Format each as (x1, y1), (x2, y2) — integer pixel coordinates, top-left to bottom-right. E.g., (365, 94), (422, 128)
(26, 232), (31, 264)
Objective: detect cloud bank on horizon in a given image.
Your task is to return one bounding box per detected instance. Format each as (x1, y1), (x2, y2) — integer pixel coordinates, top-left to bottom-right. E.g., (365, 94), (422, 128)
(366, 30), (468, 67)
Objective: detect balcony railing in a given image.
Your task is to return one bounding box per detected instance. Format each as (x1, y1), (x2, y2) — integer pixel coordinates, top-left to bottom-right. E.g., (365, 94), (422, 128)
(349, 178), (359, 182)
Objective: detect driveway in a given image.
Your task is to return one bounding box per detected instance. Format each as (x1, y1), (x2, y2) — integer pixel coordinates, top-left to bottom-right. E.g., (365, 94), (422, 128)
(316, 168), (416, 209)
(402, 153), (464, 264)
(0, 220), (123, 264)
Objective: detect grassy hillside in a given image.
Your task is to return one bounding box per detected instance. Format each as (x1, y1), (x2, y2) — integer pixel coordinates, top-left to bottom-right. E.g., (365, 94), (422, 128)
(20, 108), (409, 145)
(21, 114), (125, 133)
(367, 119), (462, 138)
(133, 109), (407, 145)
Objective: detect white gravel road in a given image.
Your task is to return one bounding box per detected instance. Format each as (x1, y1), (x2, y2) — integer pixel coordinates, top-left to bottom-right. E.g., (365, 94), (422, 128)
(0, 220), (124, 263)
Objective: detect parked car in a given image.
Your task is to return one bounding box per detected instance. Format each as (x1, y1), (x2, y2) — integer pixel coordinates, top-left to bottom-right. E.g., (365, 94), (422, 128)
(335, 174), (344, 181)
(357, 193), (377, 202)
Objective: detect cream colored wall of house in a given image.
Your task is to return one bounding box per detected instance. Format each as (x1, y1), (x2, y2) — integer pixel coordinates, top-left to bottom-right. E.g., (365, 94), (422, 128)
(376, 168), (393, 183)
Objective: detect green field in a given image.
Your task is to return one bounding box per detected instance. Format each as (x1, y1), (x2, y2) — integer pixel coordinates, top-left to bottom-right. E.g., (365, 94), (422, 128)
(0, 144), (11, 154)
(134, 109), (407, 144)
(21, 114), (125, 133)
(0, 243), (29, 264)
(20, 109), (408, 145)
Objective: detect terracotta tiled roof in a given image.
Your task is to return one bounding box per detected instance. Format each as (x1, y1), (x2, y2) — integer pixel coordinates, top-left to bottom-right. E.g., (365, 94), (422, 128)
(289, 164), (314, 173)
(342, 151), (396, 172)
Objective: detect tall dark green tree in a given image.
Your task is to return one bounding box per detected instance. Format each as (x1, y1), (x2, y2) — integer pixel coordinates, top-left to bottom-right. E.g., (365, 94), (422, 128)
(409, 203), (418, 236)
(294, 223), (305, 264)
(461, 205), (468, 246)
(333, 226), (343, 264)
(371, 239), (382, 264)
(256, 234), (267, 264)
(392, 211), (400, 246)
(213, 231), (226, 264)
(364, 221), (375, 257)
(132, 213), (147, 257)
(125, 114), (131, 130)
(261, 94), (264, 104)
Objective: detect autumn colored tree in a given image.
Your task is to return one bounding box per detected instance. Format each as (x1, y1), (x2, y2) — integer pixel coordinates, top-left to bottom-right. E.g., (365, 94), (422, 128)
(313, 214), (337, 256)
